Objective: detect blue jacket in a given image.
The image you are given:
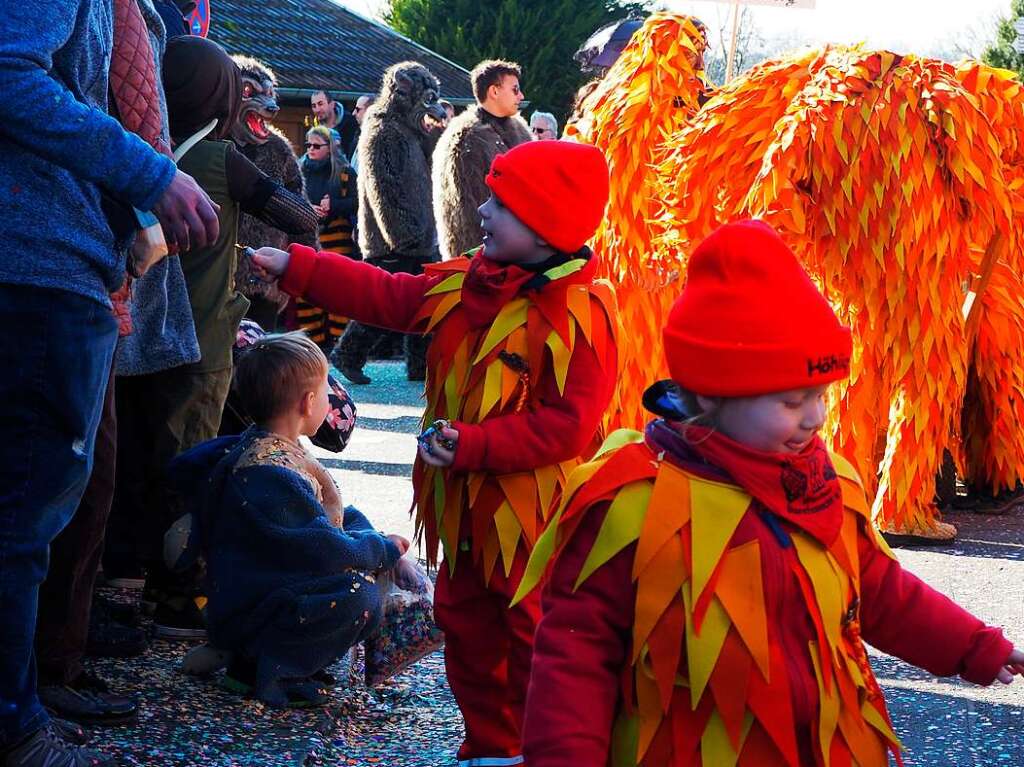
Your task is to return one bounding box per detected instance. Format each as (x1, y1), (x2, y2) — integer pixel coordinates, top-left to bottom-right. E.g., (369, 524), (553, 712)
(0, 0), (177, 306)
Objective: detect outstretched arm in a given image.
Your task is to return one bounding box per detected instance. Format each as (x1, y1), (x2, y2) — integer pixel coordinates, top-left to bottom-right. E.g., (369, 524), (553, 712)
(858, 522), (1015, 685)
(253, 244), (432, 331)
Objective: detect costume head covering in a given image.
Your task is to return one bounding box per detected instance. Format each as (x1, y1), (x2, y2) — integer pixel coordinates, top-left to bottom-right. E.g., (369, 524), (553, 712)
(485, 140), (609, 253)
(163, 35), (241, 140)
(663, 219), (852, 396)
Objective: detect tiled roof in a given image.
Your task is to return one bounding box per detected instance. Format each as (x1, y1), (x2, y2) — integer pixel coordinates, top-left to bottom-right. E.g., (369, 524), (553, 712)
(208, 0), (474, 101)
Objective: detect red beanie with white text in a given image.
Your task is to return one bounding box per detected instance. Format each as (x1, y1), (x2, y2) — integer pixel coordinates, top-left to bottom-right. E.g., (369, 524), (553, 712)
(485, 140), (609, 253)
(663, 220), (852, 397)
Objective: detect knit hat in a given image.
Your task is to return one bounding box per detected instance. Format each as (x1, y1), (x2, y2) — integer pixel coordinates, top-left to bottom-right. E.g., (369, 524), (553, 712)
(663, 220), (852, 396)
(485, 140), (609, 253)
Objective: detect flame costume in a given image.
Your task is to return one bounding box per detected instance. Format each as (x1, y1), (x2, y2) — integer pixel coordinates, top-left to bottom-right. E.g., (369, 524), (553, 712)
(655, 47), (1024, 536)
(564, 12), (710, 434)
(278, 140), (619, 765)
(518, 221), (1013, 767)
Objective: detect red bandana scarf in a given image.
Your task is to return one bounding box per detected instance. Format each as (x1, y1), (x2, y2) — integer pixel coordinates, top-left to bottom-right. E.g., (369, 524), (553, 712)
(686, 427), (845, 546)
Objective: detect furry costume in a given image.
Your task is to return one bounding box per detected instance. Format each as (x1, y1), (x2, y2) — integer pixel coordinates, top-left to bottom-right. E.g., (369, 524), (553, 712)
(230, 56), (317, 325)
(433, 106), (532, 260)
(356, 61), (444, 264)
(338, 61), (446, 383)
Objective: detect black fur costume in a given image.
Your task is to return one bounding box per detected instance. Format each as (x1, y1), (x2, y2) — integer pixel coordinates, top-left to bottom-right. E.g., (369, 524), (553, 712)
(230, 55), (318, 329)
(333, 62), (447, 384)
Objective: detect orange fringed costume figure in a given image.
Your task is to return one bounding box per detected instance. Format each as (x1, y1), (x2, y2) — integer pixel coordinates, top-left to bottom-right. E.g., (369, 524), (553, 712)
(518, 222), (1020, 767)
(655, 46), (1021, 540)
(268, 141), (618, 766)
(953, 62), (1024, 500)
(564, 12), (709, 433)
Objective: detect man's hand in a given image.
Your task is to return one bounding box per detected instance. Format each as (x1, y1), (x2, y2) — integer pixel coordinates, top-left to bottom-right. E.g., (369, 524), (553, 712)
(152, 170), (220, 252)
(393, 557), (426, 593)
(250, 247), (291, 280)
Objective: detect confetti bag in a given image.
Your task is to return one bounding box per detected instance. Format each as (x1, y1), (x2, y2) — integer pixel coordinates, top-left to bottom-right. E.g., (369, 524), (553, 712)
(364, 562), (444, 686)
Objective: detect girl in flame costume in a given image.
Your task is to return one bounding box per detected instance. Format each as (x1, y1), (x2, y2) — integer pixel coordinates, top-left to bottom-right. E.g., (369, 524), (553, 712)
(253, 140), (619, 766)
(517, 221), (1022, 766)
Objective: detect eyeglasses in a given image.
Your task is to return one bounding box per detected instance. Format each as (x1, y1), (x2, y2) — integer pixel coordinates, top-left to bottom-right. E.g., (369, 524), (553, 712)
(531, 127), (551, 135)
(305, 143), (328, 150)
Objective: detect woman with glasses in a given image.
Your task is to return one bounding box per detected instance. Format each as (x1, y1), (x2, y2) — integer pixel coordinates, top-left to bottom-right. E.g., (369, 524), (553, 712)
(295, 126), (359, 351)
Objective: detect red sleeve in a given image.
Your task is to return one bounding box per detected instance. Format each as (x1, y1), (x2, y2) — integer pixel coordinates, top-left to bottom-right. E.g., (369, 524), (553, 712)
(449, 332), (616, 473)
(280, 244), (433, 332)
(857, 522), (1012, 685)
(523, 503), (634, 766)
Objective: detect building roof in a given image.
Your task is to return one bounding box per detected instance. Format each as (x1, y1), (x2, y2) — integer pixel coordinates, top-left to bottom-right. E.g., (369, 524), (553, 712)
(208, 0), (474, 103)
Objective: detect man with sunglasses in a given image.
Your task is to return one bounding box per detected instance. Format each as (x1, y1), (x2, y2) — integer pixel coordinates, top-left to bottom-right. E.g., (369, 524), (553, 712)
(432, 59), (532, 260)
(529, 111), (558, 140)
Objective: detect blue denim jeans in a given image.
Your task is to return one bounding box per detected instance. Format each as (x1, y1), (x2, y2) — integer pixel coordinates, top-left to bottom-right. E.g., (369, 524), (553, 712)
(0, 284), (117, 746)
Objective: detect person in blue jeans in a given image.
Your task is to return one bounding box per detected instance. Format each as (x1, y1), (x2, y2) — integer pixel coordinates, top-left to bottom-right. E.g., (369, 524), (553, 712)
(0, 2), (221, 765)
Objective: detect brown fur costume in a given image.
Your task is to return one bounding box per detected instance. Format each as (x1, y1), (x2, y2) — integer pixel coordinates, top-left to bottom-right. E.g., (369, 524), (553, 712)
(432, 106), (532, 260)
(357, 61), (446, 263)
(230, 56), (317, 311)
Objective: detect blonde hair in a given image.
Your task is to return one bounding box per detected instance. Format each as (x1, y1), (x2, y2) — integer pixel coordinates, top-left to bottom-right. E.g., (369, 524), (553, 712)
(234, 332), (327, 423)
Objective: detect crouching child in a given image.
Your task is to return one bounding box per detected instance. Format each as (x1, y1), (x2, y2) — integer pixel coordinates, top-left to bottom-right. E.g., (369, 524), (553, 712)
(168, 332), (415, 707)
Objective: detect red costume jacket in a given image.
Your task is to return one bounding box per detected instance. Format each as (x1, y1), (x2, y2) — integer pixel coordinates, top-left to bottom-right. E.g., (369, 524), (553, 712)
(280, 244), (618, 580)
(520, 429), (1012, 766)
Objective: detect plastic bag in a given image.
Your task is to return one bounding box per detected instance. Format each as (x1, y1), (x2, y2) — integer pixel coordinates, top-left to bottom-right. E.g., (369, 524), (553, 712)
(363, 559), (444, 686)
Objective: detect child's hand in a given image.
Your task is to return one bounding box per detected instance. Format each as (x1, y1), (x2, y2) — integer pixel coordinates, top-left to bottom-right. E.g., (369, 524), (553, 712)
(387, 534), (410, 556)
(393, 557), (426, 593)
(418, 425), (459, 467)
(996, 648), (1024, 684)
(250, 247), (290, 280)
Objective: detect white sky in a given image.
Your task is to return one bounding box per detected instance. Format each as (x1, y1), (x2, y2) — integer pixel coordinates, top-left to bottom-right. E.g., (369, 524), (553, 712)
(666, 0), (1010, 56)
(334, 0), (1013, 58)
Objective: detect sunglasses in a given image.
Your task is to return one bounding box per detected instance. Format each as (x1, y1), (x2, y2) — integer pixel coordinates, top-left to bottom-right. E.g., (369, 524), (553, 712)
(305, 142), (328, 149)
(531, 127), (550, 135)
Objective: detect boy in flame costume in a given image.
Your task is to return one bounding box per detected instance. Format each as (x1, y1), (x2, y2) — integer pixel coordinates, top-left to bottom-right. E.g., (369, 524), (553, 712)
(252, 140), (618, 766)
(518, 221), (1022, 766)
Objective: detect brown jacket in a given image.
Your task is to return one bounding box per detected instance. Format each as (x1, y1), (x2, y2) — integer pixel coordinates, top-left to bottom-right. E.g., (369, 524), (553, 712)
(432, 106), (532, 260)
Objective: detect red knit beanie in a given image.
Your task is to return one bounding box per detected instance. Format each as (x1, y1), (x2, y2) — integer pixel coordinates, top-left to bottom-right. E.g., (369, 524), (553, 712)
(663, 220), (852, 397)
(485, 140), (609, 253)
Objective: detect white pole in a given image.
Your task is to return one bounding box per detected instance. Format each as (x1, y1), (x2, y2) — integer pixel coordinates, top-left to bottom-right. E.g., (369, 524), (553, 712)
(725, 0), (741, 82)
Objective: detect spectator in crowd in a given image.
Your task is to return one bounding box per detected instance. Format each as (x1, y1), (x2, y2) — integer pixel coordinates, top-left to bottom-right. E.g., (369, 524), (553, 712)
(0, 1), (218, 764)
(350, 93), (376, 172)
(311, 89), (359, 160)
(432, 59), (532, 260)
(529, 110), (558, 140)
(110, 36), (317, 642)
(36, 0), (200, 735)
(295, 125), (359, 351)
(439, 99), (455, 126)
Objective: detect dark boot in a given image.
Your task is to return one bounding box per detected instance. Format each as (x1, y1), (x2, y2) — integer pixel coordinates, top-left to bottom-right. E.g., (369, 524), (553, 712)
(331, 322), (374, 385)
(37, 671), (138, 726)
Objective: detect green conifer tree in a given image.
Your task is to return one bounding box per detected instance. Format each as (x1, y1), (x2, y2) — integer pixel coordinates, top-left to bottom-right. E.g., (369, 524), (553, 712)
(983, 0), (1024, 71)
(386, 0), (644, 121)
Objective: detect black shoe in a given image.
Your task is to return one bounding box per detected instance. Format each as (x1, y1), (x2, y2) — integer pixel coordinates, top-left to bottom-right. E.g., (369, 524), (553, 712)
(152, 599), (207, 640)
(335, 359), (371, 385)
(1, 724), (115, 767)
(92, 597), (141, 628)
(37, 672), (138, 726)
(47, 718), (88, 746)
(99, 558), (146, 591)
(86, 617), (148, 659)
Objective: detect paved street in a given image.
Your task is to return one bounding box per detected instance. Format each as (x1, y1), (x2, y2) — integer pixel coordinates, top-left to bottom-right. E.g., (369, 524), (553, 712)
(91, 360), (1023, 766)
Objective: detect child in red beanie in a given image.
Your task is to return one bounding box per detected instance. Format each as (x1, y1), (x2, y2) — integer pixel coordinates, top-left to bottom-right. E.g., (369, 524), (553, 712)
(516, 220), (1023, 767)
(252, 140), (619, 766)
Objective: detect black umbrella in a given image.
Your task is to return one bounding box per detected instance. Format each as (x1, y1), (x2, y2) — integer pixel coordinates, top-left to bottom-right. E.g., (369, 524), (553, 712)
(574, 17), (645, 74)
